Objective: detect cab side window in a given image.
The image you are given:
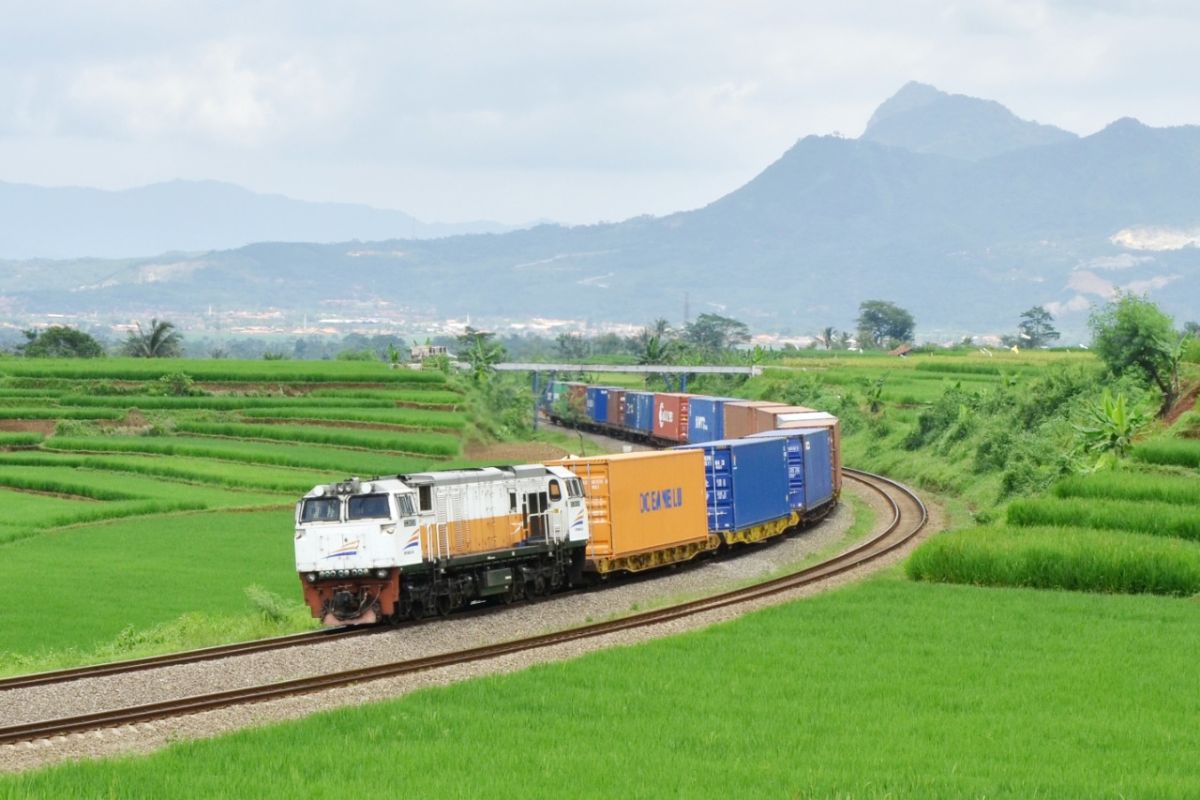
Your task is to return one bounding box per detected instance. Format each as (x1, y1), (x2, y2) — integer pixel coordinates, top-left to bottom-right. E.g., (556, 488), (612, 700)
(548, 480), (562, 501)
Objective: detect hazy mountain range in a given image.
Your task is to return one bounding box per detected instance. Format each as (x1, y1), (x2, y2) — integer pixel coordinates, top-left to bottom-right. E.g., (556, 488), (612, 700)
(0, 179), (523, 260)
(3, 81), (1200, 337)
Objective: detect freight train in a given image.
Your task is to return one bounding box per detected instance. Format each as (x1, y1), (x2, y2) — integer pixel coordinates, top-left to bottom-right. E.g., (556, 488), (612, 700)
(294, 387), (841, 626)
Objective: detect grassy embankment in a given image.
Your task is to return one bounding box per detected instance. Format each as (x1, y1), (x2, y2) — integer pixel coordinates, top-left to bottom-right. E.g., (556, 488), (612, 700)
(5, 576), (1198, 798)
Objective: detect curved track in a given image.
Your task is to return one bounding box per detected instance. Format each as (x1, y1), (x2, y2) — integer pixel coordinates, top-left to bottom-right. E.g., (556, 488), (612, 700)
(0, 468), (926, 746)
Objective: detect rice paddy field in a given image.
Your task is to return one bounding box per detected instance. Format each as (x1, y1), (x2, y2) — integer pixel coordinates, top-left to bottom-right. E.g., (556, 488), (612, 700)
(0, 357), (469, 671)
(6, 349), (1200, 796)
(5, 575), (1199, 798)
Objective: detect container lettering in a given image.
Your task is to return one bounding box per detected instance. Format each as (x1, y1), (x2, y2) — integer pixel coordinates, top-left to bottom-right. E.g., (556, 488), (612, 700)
(639, 488), (684, 513)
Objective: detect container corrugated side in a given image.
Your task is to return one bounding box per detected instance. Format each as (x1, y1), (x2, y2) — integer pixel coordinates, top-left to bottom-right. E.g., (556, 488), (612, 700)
(687, 396), (730, 443)
(745, 427), (834, 509)
(777, 414), (841, 494)
(549, 450), (709, 561)
(653, 393), (691, 442)
(624, 391), (655, 433)
(607, 389), (626, 429)
(679, 437), (791, 531)
(753, 405), (814, 434)
(723, 401), (783, 439)
(586, 386), (611, 424)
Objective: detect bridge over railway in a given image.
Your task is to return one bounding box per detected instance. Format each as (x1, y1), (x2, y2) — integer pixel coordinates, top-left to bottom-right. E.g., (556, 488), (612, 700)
(491, 363), (763, 429)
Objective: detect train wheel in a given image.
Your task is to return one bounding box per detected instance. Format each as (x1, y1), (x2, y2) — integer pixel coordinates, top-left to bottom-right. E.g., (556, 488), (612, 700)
(436, 593), (452, 617)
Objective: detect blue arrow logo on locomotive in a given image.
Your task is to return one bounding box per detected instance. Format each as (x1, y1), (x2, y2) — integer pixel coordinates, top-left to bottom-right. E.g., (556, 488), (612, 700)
(640, 488), (683, 513)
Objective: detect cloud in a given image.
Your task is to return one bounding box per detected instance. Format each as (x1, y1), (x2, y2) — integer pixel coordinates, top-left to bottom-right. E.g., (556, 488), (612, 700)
(57, 43), (351, 146)
(1084, 253), (1154, 270)
(1044, 294), (1092, 316)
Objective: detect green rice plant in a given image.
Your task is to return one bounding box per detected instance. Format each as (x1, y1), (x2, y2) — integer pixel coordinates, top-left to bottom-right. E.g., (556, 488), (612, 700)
(906, 525), (1200, 595)
(239, 406), (466, 429)
(0, 406), (125, 420)
(1052, 471), (1200, 506)
(0, 465), (289, 506)
(0, 488), (209, 534)
(174, 421), (460, 456)
(306, 388), (465, 406)
(45, 435), (434, 474)
(0, 357), (448, 384)
(8, 578), (1200, 797)
(0, 431), (42, 446)
(0, 388), (64, 398)
(1132, 438), (1200, 468)
(1007, 496), (1200, 541)
(0, 509), (304, 657)
(57, 395), (398, 410)
(0, 451), (332, 492)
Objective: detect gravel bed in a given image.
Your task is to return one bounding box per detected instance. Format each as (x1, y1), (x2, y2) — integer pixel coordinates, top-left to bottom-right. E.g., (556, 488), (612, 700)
(1, 479), (935, 774)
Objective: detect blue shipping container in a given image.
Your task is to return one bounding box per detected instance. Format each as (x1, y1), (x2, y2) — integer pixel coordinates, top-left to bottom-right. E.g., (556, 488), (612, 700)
(745, 428), (834, 510)
(586, 387), (610, 424)
(623, 391), (655, 433)
(687, 397), (731, 443)
(678, 437), (791, 532)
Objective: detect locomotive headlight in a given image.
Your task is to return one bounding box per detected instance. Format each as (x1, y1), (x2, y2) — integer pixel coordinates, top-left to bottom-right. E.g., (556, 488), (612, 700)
(381, 523), (396, 535)
(295, 528), (306, 540)
(375, 568), (388, 579)
(306, 572), (317, 583)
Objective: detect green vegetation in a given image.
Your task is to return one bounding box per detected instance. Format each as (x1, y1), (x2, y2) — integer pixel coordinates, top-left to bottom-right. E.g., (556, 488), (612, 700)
(8, 578), (1200, 797)
(0, 431), (42, 446)
(172, 421), (460, 456)
(238, 406), (466, 429)
(44, 435), (433, 474)
(907, 526), (1200, 595)
(1132, 438), (1200, 468)
(0, 451), (333, 492)
(0, 357), (448, 383)
(16, 326), (105, 358)
(1008, 497), (1200, 541)
(1052, 470), (1200, 506)
(0, 510), (305, 661)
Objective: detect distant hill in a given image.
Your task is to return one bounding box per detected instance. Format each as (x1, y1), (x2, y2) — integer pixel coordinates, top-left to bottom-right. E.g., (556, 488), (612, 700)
(861, 81), (1077, 160)
(4, 84), (1200, 338)
(0, 179), (521, 259)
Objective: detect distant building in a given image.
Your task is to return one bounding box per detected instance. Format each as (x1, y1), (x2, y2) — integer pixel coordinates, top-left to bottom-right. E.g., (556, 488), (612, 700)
(411, 344), (450, 361)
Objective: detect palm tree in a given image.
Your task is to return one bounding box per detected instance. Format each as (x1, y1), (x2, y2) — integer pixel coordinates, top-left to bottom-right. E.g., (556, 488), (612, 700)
(123, 319), (183, 358)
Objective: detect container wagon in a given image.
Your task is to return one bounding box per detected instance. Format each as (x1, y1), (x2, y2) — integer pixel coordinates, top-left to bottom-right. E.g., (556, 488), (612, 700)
(723, 401), (791, 439)
(687, 396), (734, 444)
(745, 427), (835, 513)
(775, 412), (842, 495)
(677, 437), (795, 545)
(549, 450), (716, 574)
(623, 391), (655, 436)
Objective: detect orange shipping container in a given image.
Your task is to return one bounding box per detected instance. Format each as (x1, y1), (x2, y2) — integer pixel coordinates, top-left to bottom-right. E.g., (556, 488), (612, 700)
(549, 450), (711, 573)
(724, 401), (788, 439)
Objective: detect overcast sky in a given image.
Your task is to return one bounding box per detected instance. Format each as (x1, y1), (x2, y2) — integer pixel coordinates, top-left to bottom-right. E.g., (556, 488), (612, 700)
(1, 1), (1197, 225)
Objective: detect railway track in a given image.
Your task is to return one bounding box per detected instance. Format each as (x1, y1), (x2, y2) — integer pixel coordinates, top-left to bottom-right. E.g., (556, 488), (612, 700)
(0, 468), (925, 746)
(0, 627), (379, 692)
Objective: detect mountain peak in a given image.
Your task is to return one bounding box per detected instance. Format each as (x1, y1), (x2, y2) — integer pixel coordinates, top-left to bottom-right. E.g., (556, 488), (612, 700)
(861, 82), (1077, 161)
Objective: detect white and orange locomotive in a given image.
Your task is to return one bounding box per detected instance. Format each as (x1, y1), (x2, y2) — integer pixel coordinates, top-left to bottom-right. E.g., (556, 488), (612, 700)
(295, 466), (589, 625)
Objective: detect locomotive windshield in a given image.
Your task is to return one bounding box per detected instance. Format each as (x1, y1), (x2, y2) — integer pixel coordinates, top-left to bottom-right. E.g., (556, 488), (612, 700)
(348, 493), (391, 520)
(300, 497), (341, 523)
